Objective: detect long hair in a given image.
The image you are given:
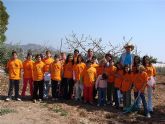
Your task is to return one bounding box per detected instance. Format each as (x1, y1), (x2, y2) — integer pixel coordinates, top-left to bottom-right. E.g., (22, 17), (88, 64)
(77, 54), (84, 64)
(133, 55), (141, 66)
(65, 54), (74, 65)
(142, 55), (151, 67)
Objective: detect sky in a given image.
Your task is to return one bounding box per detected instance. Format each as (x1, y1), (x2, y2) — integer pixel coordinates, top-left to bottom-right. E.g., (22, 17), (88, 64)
(2, 0), (165, 62)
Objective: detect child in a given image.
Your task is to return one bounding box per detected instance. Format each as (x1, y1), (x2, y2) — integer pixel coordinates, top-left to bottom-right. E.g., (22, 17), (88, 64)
(74, 54), (86, 101)
(120, 65), (133, 110)
(42, 50), (54, 99)
(82, 60), (97, 104)
(62, 54), (74, 100)
(91, 55), (99, 100)
(21, 52), (34, 97)
(6, 51), (23, 101)
(105, 55), (116, 105)
(95, 73), (108, 106)
(96, 59), (107, 77)
(132, 55), (141, 73)
(32, 54), (45, 102)
(133, 65), (151, 118)
(50, 54), (62, 100)
(114, 62), (123, 108)
(142, 56), (156, 114)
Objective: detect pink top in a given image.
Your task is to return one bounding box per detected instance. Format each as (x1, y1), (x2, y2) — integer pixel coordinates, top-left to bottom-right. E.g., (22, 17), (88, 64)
(95, 75), (107, 89)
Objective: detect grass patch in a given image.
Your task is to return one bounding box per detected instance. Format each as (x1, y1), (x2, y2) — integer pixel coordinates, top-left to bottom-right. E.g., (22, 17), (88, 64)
(0, 108), (15, 116)
(52, 105), (68, 117)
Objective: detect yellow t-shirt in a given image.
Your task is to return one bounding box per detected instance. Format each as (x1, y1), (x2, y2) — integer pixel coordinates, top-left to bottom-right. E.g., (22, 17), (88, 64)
(7, 59), (23, 80)
(50, 61), (62, 81)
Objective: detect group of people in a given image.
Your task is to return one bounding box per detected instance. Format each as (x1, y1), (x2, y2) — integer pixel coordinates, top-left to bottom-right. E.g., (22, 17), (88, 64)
(5, 42), (156, 118)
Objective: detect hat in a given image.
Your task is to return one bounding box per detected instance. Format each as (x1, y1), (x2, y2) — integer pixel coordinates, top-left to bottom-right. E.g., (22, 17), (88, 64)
(124, 42), (134, 50)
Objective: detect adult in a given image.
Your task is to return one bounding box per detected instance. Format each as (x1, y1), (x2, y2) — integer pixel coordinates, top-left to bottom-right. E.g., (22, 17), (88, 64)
(85, 48), (98, 63)
(120, 42), (134, 70)
(6, 51), (23, 101)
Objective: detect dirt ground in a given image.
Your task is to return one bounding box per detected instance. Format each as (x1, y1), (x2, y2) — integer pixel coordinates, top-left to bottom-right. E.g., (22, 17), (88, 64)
(0, 71), (165, 124)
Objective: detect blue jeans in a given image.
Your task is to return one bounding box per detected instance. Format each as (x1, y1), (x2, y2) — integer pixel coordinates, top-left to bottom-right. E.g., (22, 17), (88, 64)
(43, 80), (51, 98)
(147, 86), (153, 112)
(123, 90), (131, 108)
(134, 92), (149, 115)
(98, 88), (106, 105)
(114, 88), (120, 107)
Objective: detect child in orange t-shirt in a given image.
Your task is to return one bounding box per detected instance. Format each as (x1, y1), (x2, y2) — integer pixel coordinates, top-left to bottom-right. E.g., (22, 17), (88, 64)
(105, 58), (116, 105)
(133, 65), (151, 118)
(32, 54), (45, 102)
(121, 65), (133, 110)
(82, 60), (97, 104)
(50, 54), (62, 100)
(21, 52), (34, 97)
(74, 54), (86, 101)
(42, 50), (54, 99)
(142, 55), (156, 114)
(62, 54), (74, 100)
(91, 56), (99, 100)
(114, 62), (123, 108)
(6, 51), (23, 101)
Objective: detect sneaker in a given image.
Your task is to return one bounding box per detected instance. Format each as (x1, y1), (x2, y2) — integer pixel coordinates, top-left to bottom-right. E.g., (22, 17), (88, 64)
(146, 113), (151, 118)
(33, 99), (37, 103)
(16, 98), (22, 101)
(38, 99), (42, 102)
(5, 97), (11, 101)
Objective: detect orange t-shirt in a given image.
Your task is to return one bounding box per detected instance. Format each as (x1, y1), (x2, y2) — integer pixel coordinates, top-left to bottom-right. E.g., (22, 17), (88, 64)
(145, 65), (156, 77)
(82, 66), (97, 87)
(74, 62), (86, 80)
(96, 66), (105, 77)
(114, 70), (123, 88)
(133, 72), (148, 93)
(105, 66), (117, 83)
(43, 57), (54, 72)
(33, 61), (45, 81)
(7, 59), (23, 80)
(23, 60), (34, 78)
(121, 73), (133, 92)
(50, 61), (62, 81)
(63, 62), (73, 79)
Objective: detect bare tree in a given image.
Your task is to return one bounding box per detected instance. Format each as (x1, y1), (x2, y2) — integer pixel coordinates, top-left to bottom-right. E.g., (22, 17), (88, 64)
(65, 32), (141, 61)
